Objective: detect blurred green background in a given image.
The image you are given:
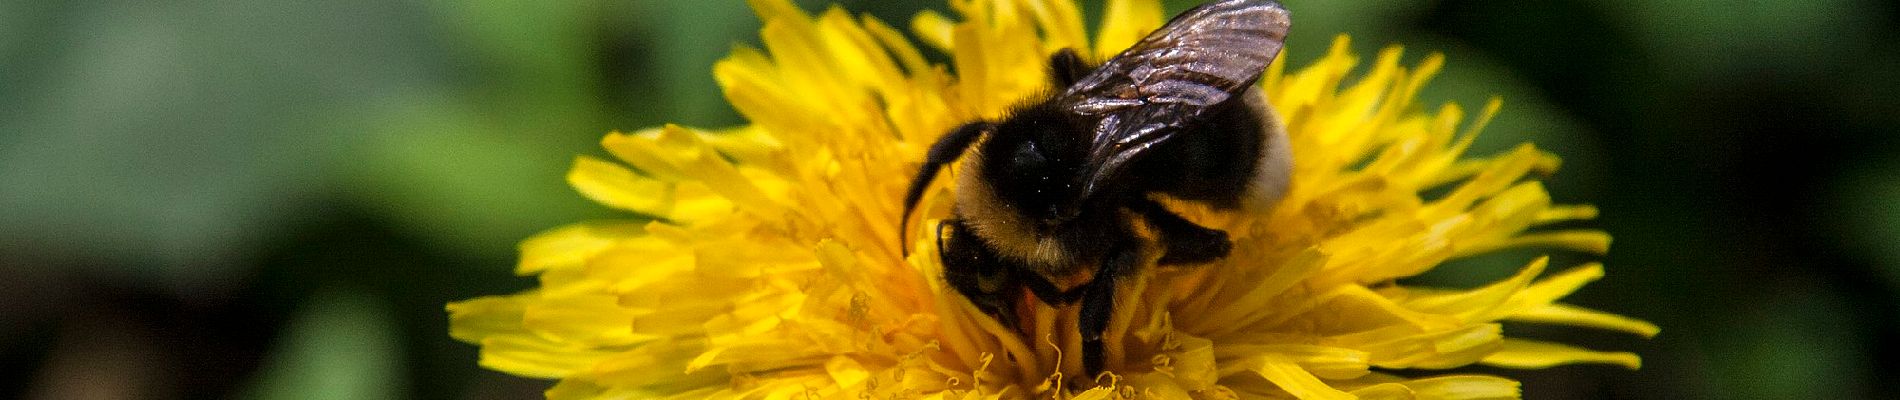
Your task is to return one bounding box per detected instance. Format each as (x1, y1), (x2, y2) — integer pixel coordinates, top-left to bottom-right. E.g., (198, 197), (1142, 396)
(2, 0), (1895, 399)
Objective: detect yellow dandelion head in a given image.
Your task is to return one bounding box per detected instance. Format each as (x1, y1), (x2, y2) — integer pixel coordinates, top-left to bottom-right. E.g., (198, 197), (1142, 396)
(446, 0), (1656, 399)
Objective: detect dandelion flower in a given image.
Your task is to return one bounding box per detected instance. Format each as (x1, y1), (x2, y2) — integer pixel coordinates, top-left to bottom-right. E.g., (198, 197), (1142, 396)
(446, 0), (1657, 398)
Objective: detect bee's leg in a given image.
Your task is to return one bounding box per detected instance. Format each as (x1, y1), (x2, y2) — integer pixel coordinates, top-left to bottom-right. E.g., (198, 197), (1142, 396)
(1079, 242), (1141, 376)
(1049, 48), (1093, 87)
(938, 219), (1023, 328)
(1129, 198), (1232, 265)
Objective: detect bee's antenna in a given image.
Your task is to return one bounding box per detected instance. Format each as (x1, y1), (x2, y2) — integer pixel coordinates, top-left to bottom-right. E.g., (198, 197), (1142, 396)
(901, 122), (991, 256)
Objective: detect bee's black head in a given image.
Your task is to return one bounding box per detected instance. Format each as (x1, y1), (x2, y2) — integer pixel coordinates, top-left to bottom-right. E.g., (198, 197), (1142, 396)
(978, 104), (1095, 232)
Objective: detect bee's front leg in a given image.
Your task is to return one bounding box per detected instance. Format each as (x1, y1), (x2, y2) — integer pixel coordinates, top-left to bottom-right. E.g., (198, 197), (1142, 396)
(1078, 241), (1141, 376)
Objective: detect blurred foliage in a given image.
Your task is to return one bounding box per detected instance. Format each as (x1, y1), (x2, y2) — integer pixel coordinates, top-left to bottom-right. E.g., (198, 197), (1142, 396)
(241, 289), (405, 400)
(1, 0), (1896, 399)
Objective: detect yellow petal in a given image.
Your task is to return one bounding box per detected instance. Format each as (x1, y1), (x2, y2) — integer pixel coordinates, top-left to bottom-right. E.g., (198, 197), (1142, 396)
(1347, 323), (1500, 370)
(1535, 205), (1598, 223)
(543, 378), (609, 400)
(476, 334), (615, 379)
(825, 355), (872, 389)
(522, 291), (643, 345)
(1092, 0), (1161, 58)
(1479, 339), (1641, 370)
(911, 10), (956, 51)
(1434, 145), (1549, 213)
(1347, 382), (1416, 400)
(1027, 0), (1086, 52)
(648, 126), (790, 221)
(1400, 375), (1519, 400)
(515, 221), (644, 275)
(1250, 356), (1355, 400)
(446, 295), (527, 343)
(1068, 386), (1119, 400)
(566, 156), (675, 217)
(1216, 344), (1371, 381)
(861, 15), (930, 77)
(1509, 303), (1660, 338)
(1397, 257), (1548, 322)
(1491, 263), (1605, 320)
(746, 0), (807, 23)
(1187, 248), (1327, 336)
(824, 10), (912, 96)
(716, 49), (830, 143)
(599, 129), (684, 181)
(1461, 230), (1612, 257)
(697, 126), (785, 168)
(587, 340), (727, 389)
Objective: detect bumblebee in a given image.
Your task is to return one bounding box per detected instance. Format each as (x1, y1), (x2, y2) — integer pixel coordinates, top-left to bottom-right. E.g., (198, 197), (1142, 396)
(900, 0), (1293, 374)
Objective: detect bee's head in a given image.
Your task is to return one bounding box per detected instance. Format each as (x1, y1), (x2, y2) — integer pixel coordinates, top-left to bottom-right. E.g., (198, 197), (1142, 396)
(976, 105), (1092, 233)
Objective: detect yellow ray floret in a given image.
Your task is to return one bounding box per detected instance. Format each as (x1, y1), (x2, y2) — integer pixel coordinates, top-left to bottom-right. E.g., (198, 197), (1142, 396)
(446, 0), (1654, 398)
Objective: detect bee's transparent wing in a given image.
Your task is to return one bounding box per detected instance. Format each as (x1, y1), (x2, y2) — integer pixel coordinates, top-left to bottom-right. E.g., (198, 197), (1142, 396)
(1059, 0), (1289, 196)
